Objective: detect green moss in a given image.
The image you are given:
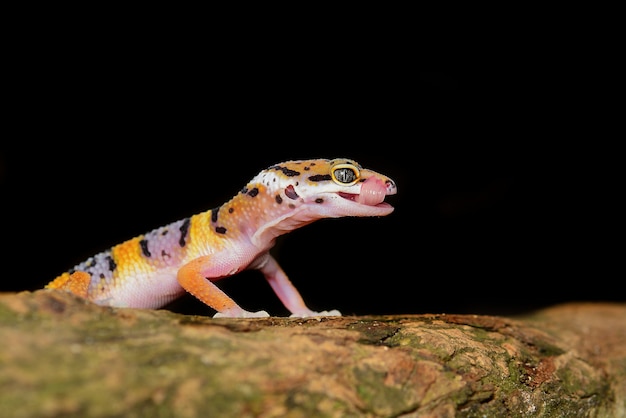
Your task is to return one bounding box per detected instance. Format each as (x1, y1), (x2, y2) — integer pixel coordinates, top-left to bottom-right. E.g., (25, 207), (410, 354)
(383, 330), (420, 348)
(348, 320), (400, 345)
(556, 362), (609, 398)
(353, 364), (416, 416)
(285, 390), (357, 418)
(533, 340), (565, 357)
(0, 304), (18, 323)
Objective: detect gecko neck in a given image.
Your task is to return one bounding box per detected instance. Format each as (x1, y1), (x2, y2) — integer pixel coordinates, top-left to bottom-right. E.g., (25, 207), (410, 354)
(216, 188), (319, 249)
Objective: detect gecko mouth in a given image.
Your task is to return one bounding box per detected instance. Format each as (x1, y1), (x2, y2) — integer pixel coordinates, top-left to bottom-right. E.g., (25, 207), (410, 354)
(337, 192), (393, 208)
(337, 177), (395, 207)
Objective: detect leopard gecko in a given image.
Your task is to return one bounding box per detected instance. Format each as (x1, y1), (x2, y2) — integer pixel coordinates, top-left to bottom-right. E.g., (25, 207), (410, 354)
(45, 158), (397, 318)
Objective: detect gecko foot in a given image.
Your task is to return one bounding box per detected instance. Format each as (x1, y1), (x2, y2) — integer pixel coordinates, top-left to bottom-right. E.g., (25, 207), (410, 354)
(213, 310), (270, 319)
(289, 309), (342, 318)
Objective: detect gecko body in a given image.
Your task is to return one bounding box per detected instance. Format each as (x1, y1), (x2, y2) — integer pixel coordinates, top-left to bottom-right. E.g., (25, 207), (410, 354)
(46, 158), (397, 318)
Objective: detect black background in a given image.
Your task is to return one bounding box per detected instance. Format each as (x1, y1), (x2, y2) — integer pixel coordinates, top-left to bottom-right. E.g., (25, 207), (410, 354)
(1, 24), (620, 317)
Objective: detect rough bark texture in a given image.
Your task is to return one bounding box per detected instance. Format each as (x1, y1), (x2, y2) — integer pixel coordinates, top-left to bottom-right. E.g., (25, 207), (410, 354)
(1, 290), (624, 417)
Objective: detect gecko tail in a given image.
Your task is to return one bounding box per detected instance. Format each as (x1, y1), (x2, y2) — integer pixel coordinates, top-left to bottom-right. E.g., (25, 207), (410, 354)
(45, 271), (91, 299)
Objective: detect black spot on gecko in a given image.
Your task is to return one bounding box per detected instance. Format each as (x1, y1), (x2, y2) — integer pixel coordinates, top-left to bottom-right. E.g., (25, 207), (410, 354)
(179, 218), (190, 247)
(139, 239), (152, 257)
(315, 198), (324, 203)
(309, 174), (332, 182)
(241, 187), (248, 194)
(248, 187), (259, 197)
(215, 226), (227, 234)
(270, 165), (300, 177)
(304, 166), (310, 170)
(275, 194), (283, 204)
(162, 250), (171, 259)
(211, 206), (220, 223)
(100, 273), (105, 279)
(228, 207), (234, 213)
(106, 256), (117, 272)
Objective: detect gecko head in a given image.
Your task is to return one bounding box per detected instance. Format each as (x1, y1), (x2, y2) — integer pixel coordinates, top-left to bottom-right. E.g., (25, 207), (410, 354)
(245, 158), (397, 246)
(265, 158), (397, 218)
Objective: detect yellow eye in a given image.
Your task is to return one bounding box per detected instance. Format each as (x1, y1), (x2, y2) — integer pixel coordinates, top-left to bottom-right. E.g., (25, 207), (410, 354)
(331, 164), (360, 186)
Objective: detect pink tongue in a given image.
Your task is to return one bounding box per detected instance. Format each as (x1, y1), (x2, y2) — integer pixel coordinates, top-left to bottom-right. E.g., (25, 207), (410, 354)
(357, 177), (387, 206)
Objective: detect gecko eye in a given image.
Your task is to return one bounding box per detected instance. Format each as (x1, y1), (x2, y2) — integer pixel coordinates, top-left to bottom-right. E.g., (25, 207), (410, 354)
(331, 164), (360, 186)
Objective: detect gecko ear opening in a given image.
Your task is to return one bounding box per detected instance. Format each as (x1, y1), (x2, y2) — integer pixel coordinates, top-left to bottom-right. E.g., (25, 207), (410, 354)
(284, 185), (299, 200)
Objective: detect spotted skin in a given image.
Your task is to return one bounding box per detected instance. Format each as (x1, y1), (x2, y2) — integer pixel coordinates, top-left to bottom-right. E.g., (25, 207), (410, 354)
(46, 158), (397, 318)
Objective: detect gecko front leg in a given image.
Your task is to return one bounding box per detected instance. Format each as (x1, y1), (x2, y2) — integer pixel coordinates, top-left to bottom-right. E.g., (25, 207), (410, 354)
(255, 254), (341, 318)
(177, 256), (270, 318)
